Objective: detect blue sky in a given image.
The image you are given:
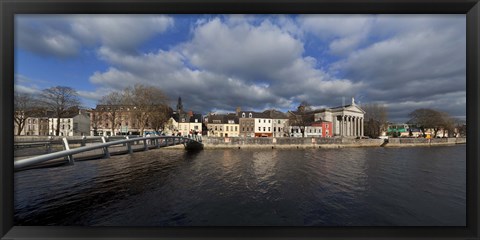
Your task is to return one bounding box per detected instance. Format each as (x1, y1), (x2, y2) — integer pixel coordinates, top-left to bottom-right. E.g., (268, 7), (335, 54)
(14, 14), (466, 122)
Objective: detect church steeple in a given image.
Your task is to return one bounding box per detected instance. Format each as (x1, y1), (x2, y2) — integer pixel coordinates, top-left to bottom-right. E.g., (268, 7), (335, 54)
(177, 97), (183, 112)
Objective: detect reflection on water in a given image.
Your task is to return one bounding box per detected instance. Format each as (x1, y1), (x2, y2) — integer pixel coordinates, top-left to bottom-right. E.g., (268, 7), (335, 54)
(15, 145), (466, 226)
(252, 150), (278, 181)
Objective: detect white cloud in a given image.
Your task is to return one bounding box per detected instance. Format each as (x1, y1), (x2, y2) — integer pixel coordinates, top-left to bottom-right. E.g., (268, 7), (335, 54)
(16, 14), (465, 121)
(16, 15), (174, 57)
(299, 15), (373, 55)
(14, 85), (42, 95)
(179, 17), (304, 82)
(71, 15), (174, 52)
(88, 16), (364, 113)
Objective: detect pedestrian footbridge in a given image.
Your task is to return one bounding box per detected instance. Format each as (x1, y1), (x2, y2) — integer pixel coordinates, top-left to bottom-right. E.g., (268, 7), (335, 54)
(14, 136), (203, 171)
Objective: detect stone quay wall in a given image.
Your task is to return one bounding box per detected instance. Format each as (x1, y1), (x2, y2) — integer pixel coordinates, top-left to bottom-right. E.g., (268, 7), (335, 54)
(201, 137), (381, 149)
(199, 137), (466, 149)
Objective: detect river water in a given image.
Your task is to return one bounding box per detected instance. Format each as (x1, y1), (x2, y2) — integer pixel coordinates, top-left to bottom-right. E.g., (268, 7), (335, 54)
(14, 145), (466, 226)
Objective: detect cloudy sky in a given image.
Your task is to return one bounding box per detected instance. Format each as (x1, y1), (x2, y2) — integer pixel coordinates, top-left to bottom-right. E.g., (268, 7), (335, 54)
(15, 14), (466, 122)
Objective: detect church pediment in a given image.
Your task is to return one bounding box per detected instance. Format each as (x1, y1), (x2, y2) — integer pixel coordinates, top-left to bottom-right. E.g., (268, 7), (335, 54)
(344, 104), (366, 114)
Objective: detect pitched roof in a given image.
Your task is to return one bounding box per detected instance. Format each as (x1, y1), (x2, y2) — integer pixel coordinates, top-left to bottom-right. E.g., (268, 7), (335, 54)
(262, 109), (288, 119)
(189, 113), (203, 123)
(238, 111), (270, 118)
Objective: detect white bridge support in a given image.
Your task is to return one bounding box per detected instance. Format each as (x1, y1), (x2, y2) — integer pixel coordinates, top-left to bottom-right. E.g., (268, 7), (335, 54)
(101, 137), (110, 158)
(62, 138), (74, 165)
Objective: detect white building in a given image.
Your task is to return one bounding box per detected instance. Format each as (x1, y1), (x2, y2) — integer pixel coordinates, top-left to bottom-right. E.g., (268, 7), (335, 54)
(263, 110), (289, 138)
(254, 114), (273, 137)
(313, 98), (365, 137)
(49, 112), (90, 136)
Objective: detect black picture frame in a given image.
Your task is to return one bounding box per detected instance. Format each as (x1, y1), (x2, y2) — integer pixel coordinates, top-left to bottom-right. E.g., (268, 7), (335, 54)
(1, 0), (479, 239)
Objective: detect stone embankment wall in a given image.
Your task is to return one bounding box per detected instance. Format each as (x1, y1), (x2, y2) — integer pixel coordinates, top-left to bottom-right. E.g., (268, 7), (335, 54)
(201, 137), (382, 149)
(199, 137), (466, 149)
(386, 137), (466, 147)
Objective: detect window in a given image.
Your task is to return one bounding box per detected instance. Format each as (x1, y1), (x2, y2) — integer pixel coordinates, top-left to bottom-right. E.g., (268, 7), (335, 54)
(249, 113), (252, 118)
(278, 120), (281, 124)
(242, 113), (245, 118)
(264, 120), (266, 123)
(258, 127), (261, 131)
(226, 126), (229, 131)
(274, 127), (276, 132)
(259, 119), (261, 123)
(268, 127), (270, 131)
(242, 127), (245, 131)
(268, 120), (271, 123)
(235, 126), (237, 131)
(215, 126), (218, 131)
(263, 127), (266, 131)
(195, 119), (198, 123)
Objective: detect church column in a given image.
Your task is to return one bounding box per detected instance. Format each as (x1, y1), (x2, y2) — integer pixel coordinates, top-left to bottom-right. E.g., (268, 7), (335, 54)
(353, 116), (356, 136)
(355, 117), (359, 136)
(337, 117), (341, 136)
(352, 116), (355, 136)
(361, 118), (364, 136)
(348, 116), (351, 136)
(345, 116), (348, 136)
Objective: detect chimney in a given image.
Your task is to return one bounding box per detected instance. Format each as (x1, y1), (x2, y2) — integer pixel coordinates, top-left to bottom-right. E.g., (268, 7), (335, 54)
(236, 107), (241, 116)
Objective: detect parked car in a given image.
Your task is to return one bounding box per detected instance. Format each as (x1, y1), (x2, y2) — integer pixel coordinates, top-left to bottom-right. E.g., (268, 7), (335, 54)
(378, 136), (389, 140)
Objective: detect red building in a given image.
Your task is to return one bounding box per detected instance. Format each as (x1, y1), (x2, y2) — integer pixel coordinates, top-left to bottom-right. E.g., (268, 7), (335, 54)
(311, 120), (333, 137)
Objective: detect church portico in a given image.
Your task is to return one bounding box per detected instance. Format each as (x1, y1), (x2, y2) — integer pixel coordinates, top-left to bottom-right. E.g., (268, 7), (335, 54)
(320, 98), (365, 138)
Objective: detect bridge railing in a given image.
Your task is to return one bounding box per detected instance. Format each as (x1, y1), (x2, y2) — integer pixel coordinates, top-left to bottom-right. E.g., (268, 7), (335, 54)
(14, 136), (200, 170)
(14, 135), (143, 158)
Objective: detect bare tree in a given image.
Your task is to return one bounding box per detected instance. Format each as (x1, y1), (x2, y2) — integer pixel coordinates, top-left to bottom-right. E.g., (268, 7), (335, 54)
(14, 92), (42, 135)
(150, 105), (173, 132)
(407, 108), (450, 137)
(440, 112), (456, 137)
(288, 102), (314, 137)
(362, 103), (388, 138)
(90, 111), (100, 136)
(39, 86), (81, 136)
(98, 91), (125, 135)
(124, 84), (169, 135)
